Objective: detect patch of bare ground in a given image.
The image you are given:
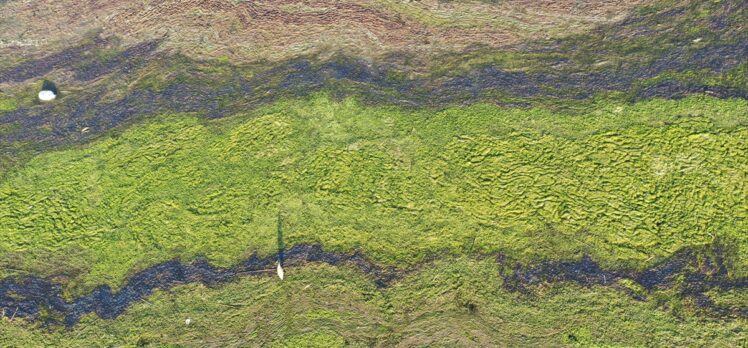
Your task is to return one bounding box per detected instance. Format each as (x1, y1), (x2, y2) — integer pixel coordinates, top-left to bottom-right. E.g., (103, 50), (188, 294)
(0, 0), (649, 63)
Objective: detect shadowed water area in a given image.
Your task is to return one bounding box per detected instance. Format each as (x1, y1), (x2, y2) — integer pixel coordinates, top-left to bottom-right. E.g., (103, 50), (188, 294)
(1, 22), (746, 154)
(0, 243), (745, 328)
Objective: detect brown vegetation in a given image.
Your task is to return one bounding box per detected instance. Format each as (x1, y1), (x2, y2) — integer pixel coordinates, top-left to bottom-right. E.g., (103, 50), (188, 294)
(0, 0), (648, 63)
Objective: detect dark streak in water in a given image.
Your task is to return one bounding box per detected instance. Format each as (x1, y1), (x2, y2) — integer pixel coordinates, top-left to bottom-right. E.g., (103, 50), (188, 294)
(0, 244), (745, 328)
(0, 9), (746, 162)
(2, 37), (746, 155)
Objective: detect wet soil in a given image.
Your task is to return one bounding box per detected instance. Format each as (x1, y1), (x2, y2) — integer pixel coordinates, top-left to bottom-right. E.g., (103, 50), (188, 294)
(1, 0), (746, 156)
(1, 33), (745, 157)
(0, 244), (745, 328)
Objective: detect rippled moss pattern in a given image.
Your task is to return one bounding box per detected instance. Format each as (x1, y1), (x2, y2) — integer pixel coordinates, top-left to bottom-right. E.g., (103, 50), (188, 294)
(0, 95), (745, 295)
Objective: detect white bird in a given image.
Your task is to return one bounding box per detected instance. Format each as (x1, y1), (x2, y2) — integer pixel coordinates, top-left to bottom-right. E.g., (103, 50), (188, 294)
(38, 90), (56, 102)
(277, 263), (284, 280)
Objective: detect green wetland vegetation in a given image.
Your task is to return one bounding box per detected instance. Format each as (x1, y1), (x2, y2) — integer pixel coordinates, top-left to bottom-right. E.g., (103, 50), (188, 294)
(1, 94), (746, 291)
(1, 260), (746, 347)
(0, 0), (746, 345)
(1, 87), (747, 346)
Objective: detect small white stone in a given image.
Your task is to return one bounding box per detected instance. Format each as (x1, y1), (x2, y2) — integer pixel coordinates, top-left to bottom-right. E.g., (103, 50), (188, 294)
(38, 90), (56, 102)
(185, 318), (192, 325)
(692, 37), (702, 43)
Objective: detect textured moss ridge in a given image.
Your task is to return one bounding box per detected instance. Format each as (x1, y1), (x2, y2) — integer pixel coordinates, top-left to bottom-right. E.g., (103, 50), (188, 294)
(0, 0), (745, 344)
(0, 95), (745, 296)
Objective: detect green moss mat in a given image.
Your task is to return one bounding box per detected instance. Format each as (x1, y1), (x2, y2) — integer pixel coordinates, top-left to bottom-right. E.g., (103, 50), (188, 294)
(0, 95), (746, 295)
(0, 97), (17, 113)
(1, 259), (745, 347)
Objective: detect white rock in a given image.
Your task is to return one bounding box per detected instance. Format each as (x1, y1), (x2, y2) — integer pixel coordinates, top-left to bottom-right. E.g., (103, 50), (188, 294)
(693, 37), (702, 43)
(185, 318), (192, 325)
(38, 90), (56, 102)
(277, 263), (284, 280)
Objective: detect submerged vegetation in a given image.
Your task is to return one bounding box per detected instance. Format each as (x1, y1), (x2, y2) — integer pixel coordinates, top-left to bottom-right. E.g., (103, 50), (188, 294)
(0, 0), (746, 345)
(1, 259), (746, 346)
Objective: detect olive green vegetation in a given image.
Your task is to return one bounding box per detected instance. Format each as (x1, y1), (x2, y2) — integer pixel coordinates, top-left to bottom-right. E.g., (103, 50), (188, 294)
(709, 61), (748, 92)
(560, 0), (744, 68)
(432, 0), (748, 97)
(0, 94), (746, 296)
(0, 96), (16, 113)
(0, 87), (46, 181)
(1, 259), (745, 347)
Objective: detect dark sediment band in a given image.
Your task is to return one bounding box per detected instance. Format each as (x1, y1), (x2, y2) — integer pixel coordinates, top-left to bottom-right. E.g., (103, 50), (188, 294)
(0, 243), (745, 328)
(1, 0), (746, 152)
(2, 40), (746, 156)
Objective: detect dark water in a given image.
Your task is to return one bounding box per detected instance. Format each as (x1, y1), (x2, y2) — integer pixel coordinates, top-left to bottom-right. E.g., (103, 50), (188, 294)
(0, 243), (745, 328)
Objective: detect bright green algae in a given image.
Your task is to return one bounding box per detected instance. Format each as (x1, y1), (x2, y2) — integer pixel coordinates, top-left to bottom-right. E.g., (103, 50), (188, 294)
(0, 95), (746, 295)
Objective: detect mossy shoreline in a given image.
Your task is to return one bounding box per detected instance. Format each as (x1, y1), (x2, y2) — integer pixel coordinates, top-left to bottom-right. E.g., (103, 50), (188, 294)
(1, 240), (745, 329)
(1, 254), (746, 346)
